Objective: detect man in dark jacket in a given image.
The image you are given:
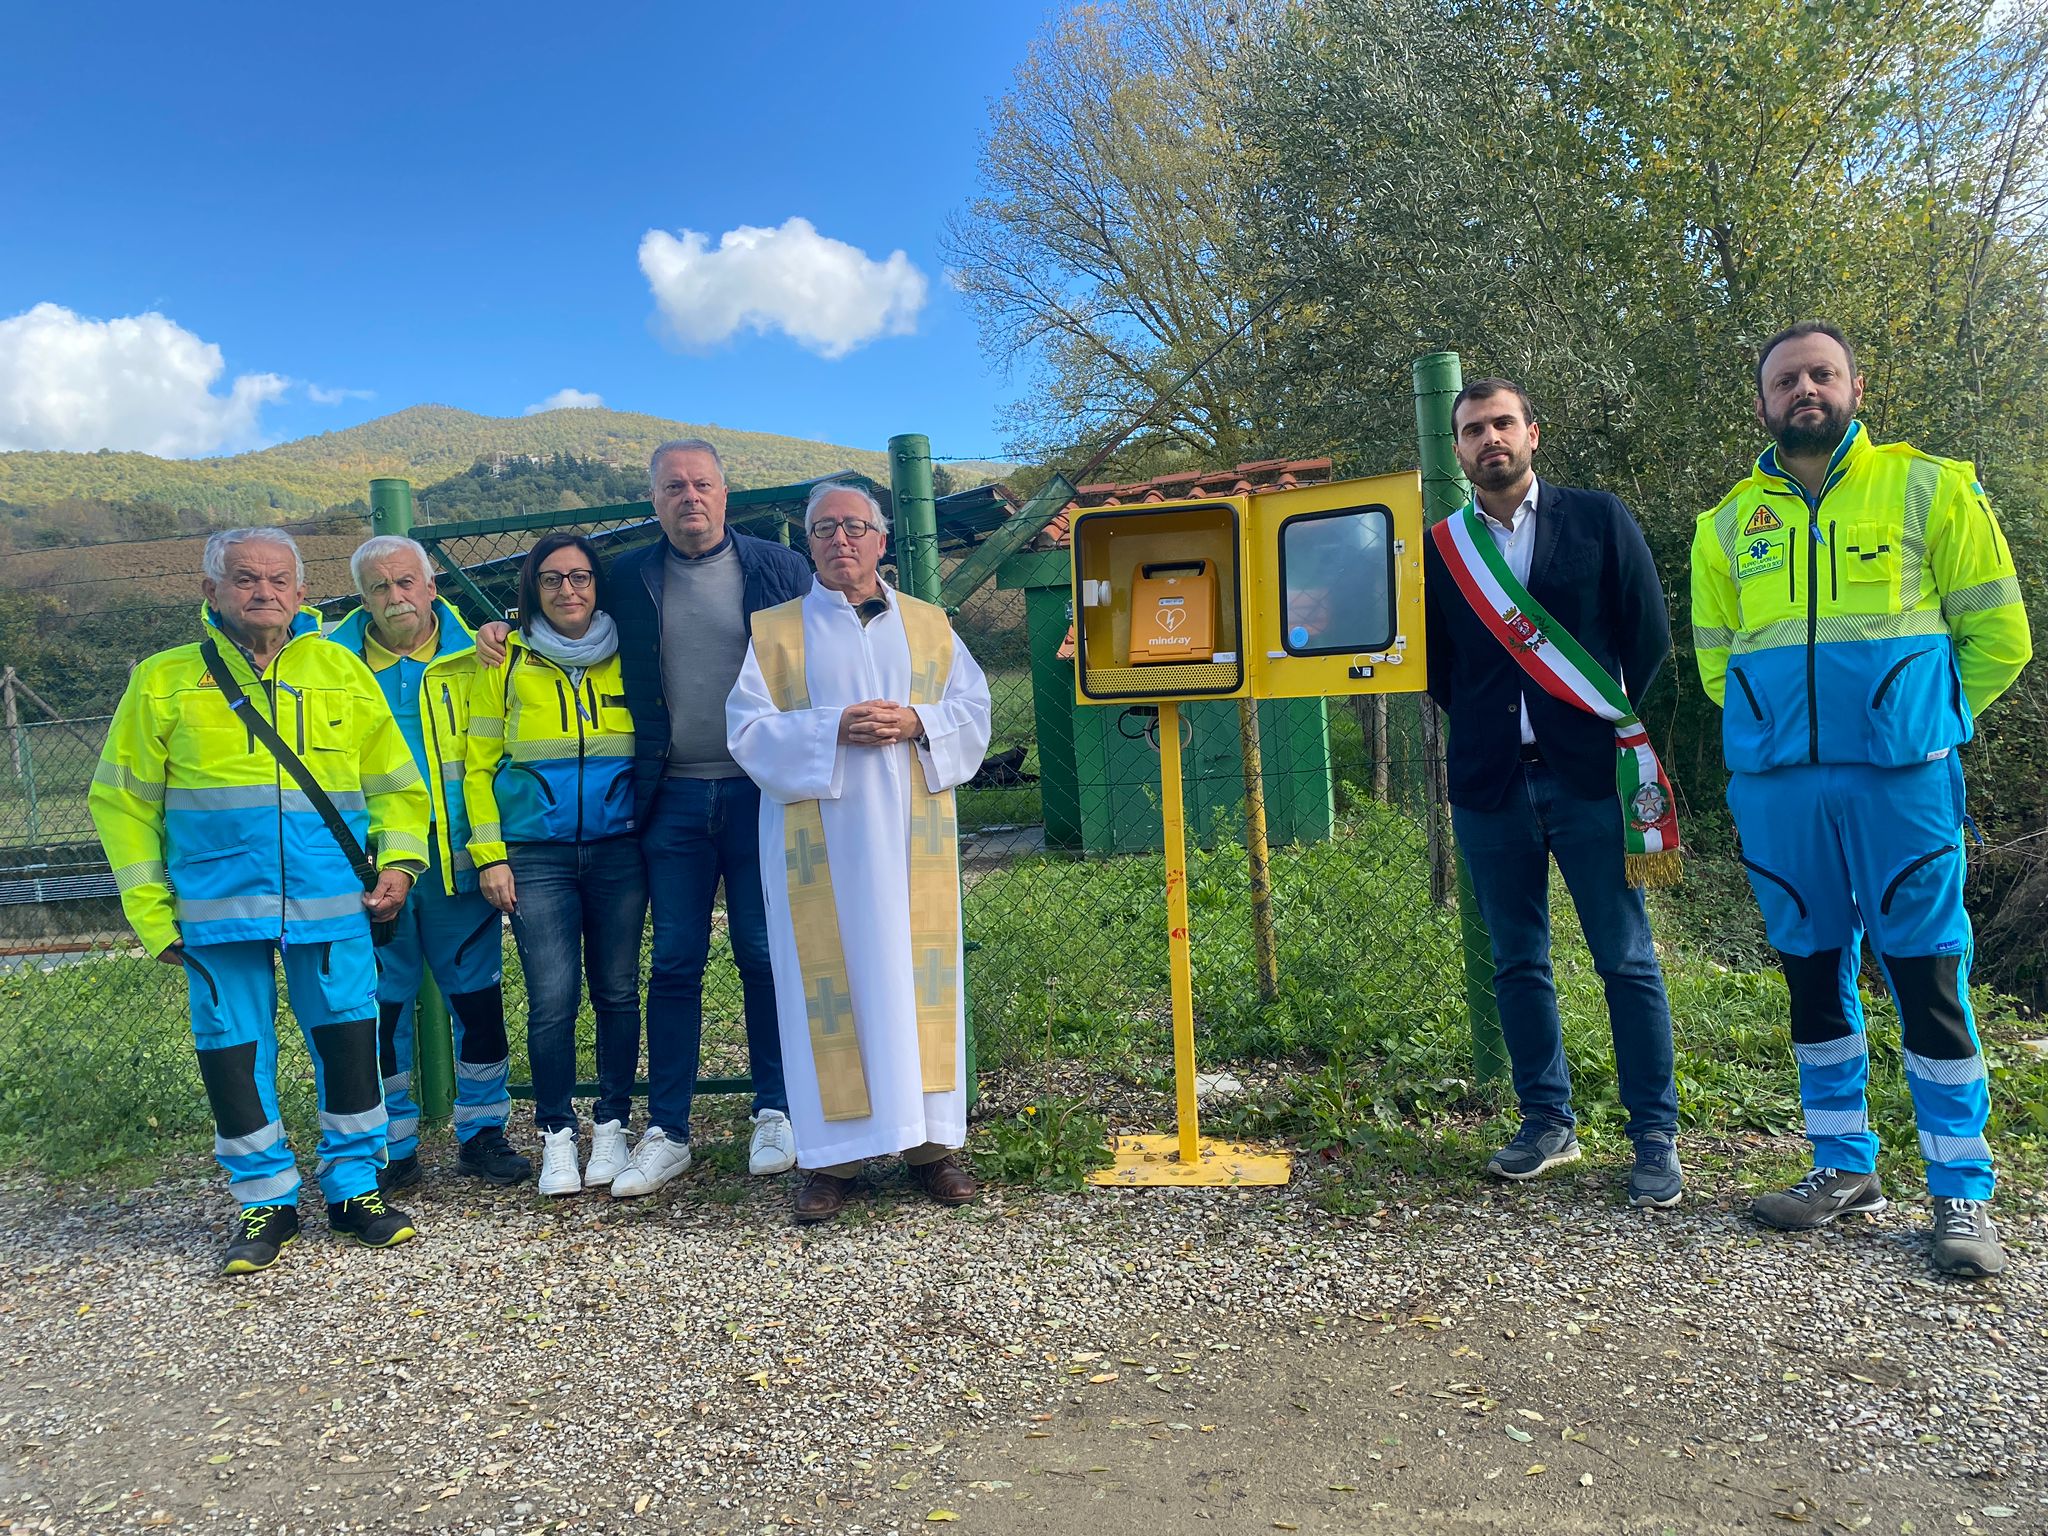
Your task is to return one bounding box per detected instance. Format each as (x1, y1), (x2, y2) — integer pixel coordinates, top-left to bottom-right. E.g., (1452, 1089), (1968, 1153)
(1423, 378), (1682, 1207)
(608, 439), (814, 1195)
(477, 439), (812, 1197)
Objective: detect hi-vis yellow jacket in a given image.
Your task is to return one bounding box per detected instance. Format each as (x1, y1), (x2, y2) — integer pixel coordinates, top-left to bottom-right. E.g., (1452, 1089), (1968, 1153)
(464, 631), (637, 868)
(88, 606), (431, 957)
(1690, 422), (2032, 773)
(327, 597), (484, 895)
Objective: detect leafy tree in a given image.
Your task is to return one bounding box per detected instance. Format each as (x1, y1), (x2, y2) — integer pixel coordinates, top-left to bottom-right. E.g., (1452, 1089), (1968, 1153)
(946, 0), (1290, 476)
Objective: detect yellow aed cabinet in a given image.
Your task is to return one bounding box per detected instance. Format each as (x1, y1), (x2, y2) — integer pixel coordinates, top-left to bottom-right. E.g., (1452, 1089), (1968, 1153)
(1069, 470), (1426, 705)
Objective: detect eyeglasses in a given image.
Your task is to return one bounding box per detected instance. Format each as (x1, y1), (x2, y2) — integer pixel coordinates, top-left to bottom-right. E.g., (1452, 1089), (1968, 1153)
(808, 518), (879, 542)
(537, 570), (595, 592)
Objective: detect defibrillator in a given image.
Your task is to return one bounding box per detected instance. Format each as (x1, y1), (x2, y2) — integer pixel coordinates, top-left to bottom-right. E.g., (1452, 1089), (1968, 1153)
(1127, 560), (1218, 665)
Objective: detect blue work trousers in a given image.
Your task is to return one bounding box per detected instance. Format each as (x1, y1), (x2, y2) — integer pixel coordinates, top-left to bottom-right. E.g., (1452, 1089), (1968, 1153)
(1728, 756), (1991, 1198)
(640, 776), (785, 1139)
(1451, 761), (1680, 1143)
(374, 839), (510, 1158)
(180, 934), (385, 1208)
(506, 837), (646, 1135)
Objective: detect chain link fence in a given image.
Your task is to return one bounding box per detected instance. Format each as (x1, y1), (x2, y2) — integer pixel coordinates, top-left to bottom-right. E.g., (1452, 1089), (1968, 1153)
(0, 497), (1491, 1170)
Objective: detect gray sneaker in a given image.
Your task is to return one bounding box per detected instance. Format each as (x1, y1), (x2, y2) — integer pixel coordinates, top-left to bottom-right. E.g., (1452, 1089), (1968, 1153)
(1930, 1198), (2007, 1279)
(1628, 1134), (1684, 1209)
(1751, 1166), (1887, 1231)
(1487, 1121), (1581, 1181)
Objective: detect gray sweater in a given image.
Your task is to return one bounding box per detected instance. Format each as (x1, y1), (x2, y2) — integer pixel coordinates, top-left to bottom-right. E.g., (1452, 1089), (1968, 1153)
(660, 538), (749, 779)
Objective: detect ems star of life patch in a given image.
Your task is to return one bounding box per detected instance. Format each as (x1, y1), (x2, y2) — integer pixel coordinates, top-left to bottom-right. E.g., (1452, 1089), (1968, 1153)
(1742, 504), (1784, 535)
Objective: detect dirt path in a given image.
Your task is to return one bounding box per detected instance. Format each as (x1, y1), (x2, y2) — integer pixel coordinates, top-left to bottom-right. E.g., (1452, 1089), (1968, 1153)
(1, 1151), (2042, 1536)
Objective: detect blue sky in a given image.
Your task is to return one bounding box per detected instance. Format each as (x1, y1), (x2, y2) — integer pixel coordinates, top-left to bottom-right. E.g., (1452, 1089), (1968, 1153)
(0, 2), (1064, 461)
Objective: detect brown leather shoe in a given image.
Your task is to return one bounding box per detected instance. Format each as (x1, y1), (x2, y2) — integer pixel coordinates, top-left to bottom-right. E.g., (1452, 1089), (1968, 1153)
(793, 1171), (856, 1224)
(908, 1153), (979, 1206)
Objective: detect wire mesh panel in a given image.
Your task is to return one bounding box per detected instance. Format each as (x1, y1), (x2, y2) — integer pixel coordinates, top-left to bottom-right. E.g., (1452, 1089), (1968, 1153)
(0, 504), (1493, 1169)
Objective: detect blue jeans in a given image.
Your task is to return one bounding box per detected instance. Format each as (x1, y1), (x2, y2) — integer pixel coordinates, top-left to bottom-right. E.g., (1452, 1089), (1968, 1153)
(641, 776), (785, 1138)
(506, 837), (646, 1135)
(1451, 761), (1679, 1141)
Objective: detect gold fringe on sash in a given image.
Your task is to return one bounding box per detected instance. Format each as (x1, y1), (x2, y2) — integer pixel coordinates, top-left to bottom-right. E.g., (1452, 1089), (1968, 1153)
(749, 592), (964, 1120)
(1625, 849), (1684, 890)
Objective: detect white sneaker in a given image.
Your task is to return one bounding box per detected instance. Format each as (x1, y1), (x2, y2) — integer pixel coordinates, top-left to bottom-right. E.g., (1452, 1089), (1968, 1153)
(537, 1126), (581, 1198)
(608, 1126), (691, 1198)
(748, 1109), (797, 1175)
(584, 1119), (634, 1188)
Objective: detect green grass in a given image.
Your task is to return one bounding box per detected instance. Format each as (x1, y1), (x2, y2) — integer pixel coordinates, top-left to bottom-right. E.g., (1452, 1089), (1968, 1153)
(6, 790), (2045, 1212)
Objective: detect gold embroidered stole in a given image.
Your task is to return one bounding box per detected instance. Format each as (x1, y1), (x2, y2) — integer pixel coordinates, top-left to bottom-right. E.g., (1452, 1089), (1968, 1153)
(749, 593), (961, 1120)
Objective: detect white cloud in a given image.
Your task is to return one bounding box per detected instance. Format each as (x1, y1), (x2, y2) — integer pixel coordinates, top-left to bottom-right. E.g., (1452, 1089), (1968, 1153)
(307, 383), (375, 406)
(638, 216), (928, 360)
(0, 302), (288, 456)
(523, 387), (606, 415)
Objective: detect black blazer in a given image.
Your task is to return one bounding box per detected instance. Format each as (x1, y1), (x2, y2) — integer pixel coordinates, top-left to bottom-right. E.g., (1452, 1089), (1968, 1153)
(609, 529), (814, 825)
(1423, 479), (1670, 811)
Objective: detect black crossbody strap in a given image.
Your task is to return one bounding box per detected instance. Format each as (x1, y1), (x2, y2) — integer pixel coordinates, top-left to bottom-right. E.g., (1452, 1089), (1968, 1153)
(200, 635), (379, 893)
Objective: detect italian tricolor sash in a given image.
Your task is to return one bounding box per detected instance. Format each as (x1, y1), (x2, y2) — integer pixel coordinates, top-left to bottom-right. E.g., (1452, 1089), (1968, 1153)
(750, 592), (963, 1121)
(1431, 503), (1683, 888)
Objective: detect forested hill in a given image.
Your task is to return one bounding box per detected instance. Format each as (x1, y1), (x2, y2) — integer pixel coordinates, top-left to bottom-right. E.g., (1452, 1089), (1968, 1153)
(0, 404), (1012, 524)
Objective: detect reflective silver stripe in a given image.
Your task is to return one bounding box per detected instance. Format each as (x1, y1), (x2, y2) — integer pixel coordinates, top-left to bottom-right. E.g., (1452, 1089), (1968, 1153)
(1691, 625), (1733, 652)
(381, 831), (431, 861)
(362, 767), (424, 794)
(1918, 1131), (1992, 1164)
(94, 760), (166, 801)
(508, 734), (635, 762)
(1942, 573), (2024, 617)
(1904, 1051), (1987, 1087)
(175, 892), (364, 924)
(115, 859), (168, 893)
(450, 849), (476, 873)
(456, 1058), (508, 1082)
(1900, 456), (1938, 612)
(453, 1100), (510, 1126)
(215, 1120), (286, 1159)
(387, 1115), (420, 1141)
(228, 1169), (299, 1204)
(319, 1106), (389, 1136)
(166, 786), (368, 814)
(1711, 494), (1746, 566)
(470, 821), (502, 843)
(441, 761), (467, 782)
(382, 1071), (413, 1094)
(470, 716), (504, 739)
(1733, 608), (1948, 654)
(1793, 1034), (1868, 1068)
(1803, 1108), (1869, 1137)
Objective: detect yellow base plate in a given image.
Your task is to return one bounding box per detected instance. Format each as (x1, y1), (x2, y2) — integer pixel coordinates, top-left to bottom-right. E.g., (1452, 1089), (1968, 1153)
(1086, 1134), (1293, 1187)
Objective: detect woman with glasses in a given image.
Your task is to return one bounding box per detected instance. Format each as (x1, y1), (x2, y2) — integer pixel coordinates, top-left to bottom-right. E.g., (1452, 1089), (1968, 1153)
(465, 532), (646, 1196)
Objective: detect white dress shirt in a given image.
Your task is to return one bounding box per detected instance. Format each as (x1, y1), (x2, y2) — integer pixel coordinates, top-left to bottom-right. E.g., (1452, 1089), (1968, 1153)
(1477, 478), (1542, 747)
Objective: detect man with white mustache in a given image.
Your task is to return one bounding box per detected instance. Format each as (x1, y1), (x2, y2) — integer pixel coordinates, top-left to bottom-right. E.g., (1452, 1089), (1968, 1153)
(328, 536), (532, 1191)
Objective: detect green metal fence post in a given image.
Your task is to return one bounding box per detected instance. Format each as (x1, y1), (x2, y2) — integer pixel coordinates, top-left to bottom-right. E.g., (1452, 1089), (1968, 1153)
(888, 433), (941, 604)
(1411, 354), (1509, 1086)
(369, 478), (456, 1129)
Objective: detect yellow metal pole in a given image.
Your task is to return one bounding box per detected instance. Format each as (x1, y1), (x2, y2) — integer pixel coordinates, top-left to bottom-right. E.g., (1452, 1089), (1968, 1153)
(1158, 701), (1201, 1164)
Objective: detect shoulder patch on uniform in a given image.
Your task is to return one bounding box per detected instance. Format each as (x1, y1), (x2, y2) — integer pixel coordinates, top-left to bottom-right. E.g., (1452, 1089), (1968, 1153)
(1742, 505), (1783, 535)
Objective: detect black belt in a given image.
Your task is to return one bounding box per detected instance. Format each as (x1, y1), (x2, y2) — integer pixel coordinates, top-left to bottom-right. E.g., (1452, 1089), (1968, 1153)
(1518, 742), (1544, 763)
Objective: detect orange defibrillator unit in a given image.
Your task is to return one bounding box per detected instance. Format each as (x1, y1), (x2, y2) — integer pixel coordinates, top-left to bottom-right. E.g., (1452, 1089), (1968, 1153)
(1126, 560), (1218, 665)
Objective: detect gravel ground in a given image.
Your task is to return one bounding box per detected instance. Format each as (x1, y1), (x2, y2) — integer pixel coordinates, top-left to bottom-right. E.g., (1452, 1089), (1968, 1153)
(2, 1130), (2043, 1536)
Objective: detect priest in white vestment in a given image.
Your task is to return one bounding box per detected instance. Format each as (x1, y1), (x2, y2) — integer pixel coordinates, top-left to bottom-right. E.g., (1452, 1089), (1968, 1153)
(726, 481), (993, 1223)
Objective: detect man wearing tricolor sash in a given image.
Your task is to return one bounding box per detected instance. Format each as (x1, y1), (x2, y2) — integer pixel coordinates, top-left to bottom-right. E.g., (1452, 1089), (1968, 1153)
(726, 482), (993, 1224)
(1423, 378), (1684, 1208)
